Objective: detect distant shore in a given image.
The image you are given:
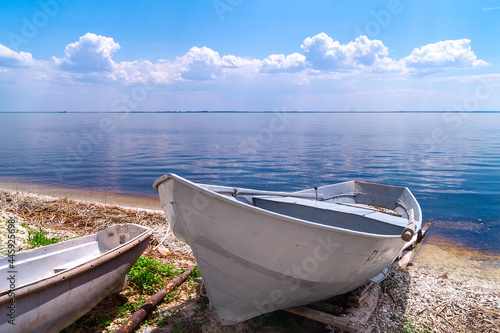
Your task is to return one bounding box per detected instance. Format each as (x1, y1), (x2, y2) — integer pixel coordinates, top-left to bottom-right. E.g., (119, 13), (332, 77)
(2, 110), (500, 113)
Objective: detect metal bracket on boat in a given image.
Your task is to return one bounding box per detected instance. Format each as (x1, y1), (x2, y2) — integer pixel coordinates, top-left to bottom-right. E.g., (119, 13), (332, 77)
(314, 187), (318, 201)
(232, 188), (239, 197)
(401, 223), (415, 242)
(401, 209), (416, 242)
(369, 264), (391, 283)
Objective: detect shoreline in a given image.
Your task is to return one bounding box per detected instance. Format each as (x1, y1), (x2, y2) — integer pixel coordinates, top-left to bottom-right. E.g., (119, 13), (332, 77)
(1, 188), (498, 332)
(1, 183), (499, 284)
(1, 185), (498, 287)
(0, 180), (162, 211)
(2, 180), (498, 253)
(1, 184), (498, 285)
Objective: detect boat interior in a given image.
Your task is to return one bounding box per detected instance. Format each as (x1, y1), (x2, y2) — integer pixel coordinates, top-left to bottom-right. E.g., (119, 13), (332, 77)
(0, 224), (148, 293)
(251, 195), (408, 236)
(201, 181), (419, 237)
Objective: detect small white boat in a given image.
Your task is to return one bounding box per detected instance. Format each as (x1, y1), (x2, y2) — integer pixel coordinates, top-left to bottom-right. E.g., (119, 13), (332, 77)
(0, 223), (152, 333)
(153, 174), (422, 325)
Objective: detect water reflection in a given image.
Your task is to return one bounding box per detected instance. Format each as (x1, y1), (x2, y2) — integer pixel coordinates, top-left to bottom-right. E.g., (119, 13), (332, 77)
(0, 112), (499, 225)
(413, 220), (500, 286)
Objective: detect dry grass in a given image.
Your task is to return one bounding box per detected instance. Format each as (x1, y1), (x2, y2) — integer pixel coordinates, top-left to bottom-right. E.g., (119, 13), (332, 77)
(369, 260), (499, 333)
(0, 189), (192, 257)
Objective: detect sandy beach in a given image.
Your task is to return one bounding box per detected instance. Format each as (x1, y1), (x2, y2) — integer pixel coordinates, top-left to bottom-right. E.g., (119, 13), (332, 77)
(1, 188), (498, 332)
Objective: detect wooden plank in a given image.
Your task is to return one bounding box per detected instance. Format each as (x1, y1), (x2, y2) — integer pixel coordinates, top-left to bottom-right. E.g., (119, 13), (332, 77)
(417, 222), (432, 243)
(285, 283), (380, 332)
(397, 249), (414, 268)
(284, 306), (364, 333)
(306, 301), (345, 315)
(396, 223), (432, 268)
(351, 282), (373, 297)
(347, 298), (366, 308)
(345, 284), (381, 326)
(348, 282), (375, 307)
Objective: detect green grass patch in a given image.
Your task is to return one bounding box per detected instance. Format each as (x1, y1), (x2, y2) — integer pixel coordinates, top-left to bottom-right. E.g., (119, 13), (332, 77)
(117, 295), (147, 318)
(27, 228), (60, 249)
(127, 257), (183, 294)
(403, 317), (434, 333)
(190, 265), (201, 279)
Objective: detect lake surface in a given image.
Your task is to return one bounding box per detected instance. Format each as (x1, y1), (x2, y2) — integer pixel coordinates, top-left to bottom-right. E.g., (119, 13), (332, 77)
(1, 112), (499, 255)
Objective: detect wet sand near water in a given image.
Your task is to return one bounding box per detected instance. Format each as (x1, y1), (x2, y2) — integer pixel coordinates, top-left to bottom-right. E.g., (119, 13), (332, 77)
(413, 229), (500, 288)
(0, 180), (162, 211)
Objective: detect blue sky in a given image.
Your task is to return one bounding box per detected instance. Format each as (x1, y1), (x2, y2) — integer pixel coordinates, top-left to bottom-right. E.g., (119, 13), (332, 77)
(0, 0), (499, 111)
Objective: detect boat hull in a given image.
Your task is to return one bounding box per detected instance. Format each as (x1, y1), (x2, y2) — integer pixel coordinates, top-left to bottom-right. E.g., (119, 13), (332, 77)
(155, 175), (420, 325)
(0, 224), (152, 333)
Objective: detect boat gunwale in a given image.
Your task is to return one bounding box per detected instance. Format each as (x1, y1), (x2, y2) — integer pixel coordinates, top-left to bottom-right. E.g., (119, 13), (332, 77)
(0, 223), (153, 301)
(294, 180), (422, 224)
(154, 173), (421, 239)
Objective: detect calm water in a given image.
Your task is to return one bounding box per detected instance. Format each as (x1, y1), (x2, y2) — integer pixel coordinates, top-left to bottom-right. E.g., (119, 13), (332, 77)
(1, 112), (499, 254)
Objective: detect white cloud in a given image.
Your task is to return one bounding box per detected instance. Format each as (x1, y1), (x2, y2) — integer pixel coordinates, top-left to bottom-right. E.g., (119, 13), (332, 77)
(45, 32), (490, 88)
(220, 54), (260, 69)
(175, 46), (259, 80)
(300, 34), (489, 75)
(403, 39), (489, 75)
(0, 44), (34, 68)
(300, 33), (392, 71)
(348, 36), (389, 66)
(3, 30), (492, 110)
(261, 53), (307, 73)
(112, 60), (176, 84)
(176, 46), (224, 80)
(53, 33), (120, 73)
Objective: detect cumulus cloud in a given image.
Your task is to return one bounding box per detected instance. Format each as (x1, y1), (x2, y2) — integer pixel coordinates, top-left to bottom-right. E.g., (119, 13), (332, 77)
(300, 33), (392, 71)
(1, 30), (495, 112)
(0, 44), (34, 68)
(24, 32), (491, 89)
(176, 46), (259, 80)
(176, 46), (225, 80)
(112, 60), (176, 84)
(220, 54), (260, 69)
(261, 53), (307, 73)
(299, 33), (489, 75)
(403, 39), (489, 74)
(54, 33), (120, 73)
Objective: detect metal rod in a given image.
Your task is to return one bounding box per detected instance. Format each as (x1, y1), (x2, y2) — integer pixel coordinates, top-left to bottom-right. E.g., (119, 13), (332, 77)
(116, 266), (196, 333)
(199, 184), (325, 200)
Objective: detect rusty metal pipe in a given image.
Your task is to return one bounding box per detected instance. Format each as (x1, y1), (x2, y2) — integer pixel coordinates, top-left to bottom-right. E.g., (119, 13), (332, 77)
(116, 266), (196, 333)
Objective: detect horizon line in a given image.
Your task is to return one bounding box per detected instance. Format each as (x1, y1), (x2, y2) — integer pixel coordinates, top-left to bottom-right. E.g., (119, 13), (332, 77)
(1, 110), (500, 114)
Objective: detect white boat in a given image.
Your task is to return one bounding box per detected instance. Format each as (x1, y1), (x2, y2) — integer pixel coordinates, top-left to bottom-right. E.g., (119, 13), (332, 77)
(153, 174), (421, 325)
(0, 223), (152, 333)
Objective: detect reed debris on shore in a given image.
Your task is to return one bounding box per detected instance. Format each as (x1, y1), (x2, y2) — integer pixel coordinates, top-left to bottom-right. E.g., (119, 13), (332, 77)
(0, 189), (192, 257)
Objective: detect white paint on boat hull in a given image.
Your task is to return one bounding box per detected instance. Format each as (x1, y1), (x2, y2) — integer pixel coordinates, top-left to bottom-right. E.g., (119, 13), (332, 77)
(0, 224), (152, 333)
(154, 174), (421, 325)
